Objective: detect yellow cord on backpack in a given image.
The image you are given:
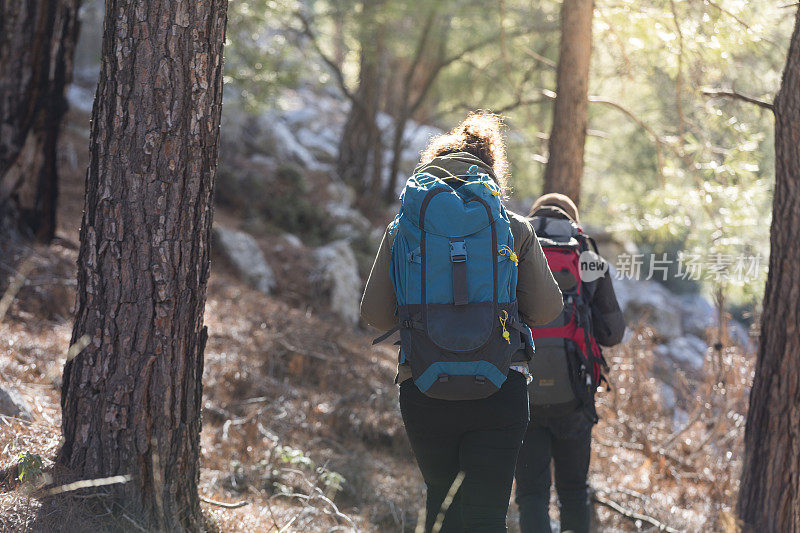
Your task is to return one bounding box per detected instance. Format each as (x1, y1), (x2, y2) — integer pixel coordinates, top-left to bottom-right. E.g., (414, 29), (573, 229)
(411, 168), (502, 197)
(498, 245), (518, 266)
(499, 311), (511, 344)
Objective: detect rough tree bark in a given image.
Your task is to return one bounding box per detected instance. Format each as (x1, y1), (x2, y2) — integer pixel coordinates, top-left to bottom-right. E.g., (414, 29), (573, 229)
(0, 0), (81, 242)
(58, 0), (228, 530)
(337, 0), (385, 202)
(737, 7), (800, 532)
(542, 0), (594, 207)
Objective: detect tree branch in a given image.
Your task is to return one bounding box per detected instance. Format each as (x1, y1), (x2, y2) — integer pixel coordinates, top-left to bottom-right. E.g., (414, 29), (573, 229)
(516, 44), (557, 69)
(402, 6), (440, 90)
(698, 0), (780, 47)
(701, 88), (775, 112)
(294, 11), (359, 107)
(587, 95), (668, 182)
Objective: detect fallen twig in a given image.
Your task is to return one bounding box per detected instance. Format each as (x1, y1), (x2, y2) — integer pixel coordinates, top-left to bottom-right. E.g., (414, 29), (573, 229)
(199, 495), (249, 509)
(277, 338), (343, 362)
(593, 493), (684, 532)
(39, 475), (132, 497)
(0, 258), (34, 322)
(277, 513), (299, 533)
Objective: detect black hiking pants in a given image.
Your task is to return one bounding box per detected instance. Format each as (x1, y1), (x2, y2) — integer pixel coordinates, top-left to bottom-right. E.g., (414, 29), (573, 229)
(514, 407), (593, 533)
(400, 370), (529, 532)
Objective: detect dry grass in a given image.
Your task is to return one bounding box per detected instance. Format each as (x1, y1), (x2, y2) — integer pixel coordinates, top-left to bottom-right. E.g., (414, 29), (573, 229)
(0, 236), (424, 531)
(0, 110), (756, 531)
(588, 325), (753, 532)
(0, 245), (755, 532)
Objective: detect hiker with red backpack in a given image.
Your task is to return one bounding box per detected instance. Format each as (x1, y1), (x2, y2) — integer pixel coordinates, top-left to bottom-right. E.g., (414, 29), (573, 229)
(514, 193), (626, 533)
(361, 113), (563, 532)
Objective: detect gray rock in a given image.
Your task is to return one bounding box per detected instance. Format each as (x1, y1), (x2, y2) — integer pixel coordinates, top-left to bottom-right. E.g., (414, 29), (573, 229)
(677, 293), (752, 347)
(326, 202), (371, 240)
(248, 154), (278, 173)
(0, 386), (33, 421)
(612, 275), (683, 341)
(213, 226), (275, 294)
(295, 127), (339, 163)
(66, 85), (94, 114)
(660, 383), (677, 411)
(727, 319), (752, 348)
(655, 335), (707, 370)
(282, 233), (303, 248)
(326, 182), (356, 207)
(677, 292), (716, 339)
(74, 0), (104, 86)
(282, 106), (319, 128)
(312, 240), (361, 325)
(250, 113), (322, 170)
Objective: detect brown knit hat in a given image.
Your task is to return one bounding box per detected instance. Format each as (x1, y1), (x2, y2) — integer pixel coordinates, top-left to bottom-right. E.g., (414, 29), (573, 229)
(529, 193), (580, 223)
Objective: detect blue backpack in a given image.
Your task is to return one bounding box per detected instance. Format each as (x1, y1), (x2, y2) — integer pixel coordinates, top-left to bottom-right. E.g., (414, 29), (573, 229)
(374, 164), (534, 400)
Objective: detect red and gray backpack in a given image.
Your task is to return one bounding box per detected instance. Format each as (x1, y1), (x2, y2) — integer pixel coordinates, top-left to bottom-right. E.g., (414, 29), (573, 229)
(529, 215), (608, 421)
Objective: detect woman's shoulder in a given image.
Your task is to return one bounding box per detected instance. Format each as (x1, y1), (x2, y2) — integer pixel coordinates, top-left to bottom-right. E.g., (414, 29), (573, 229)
(507, 210), (534, 241)
(385, 219), (398, 242)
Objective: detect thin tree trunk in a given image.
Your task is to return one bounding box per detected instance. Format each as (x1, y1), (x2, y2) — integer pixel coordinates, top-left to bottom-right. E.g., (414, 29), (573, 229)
(737, 8), (800, 532)
(384, 10), (444, 204)
(542, 0), (594, 207)
(385, 114), (409, 203)
(337, 0), (385, 201)
(0, 0), (81, 242)
(58, 0), (227, 530)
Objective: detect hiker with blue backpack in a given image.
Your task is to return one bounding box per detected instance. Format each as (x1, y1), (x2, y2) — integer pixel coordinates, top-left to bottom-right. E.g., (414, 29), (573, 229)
(361, 113), (563, 532)
(514, 193), (626, 533)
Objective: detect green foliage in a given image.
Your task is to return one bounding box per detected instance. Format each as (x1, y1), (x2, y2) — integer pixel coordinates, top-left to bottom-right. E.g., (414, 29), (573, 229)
(576, 0), (791, 307)
(275, 445), (316, 470)
(274, 445), (346, 497)
(17, 451), (43, 483)
(225, 0), (305, 109)
(216, 164), (333, 244)
(223, 0), (794, 307)
(318, 469), (346, 498)
(222, 444), (347, 500)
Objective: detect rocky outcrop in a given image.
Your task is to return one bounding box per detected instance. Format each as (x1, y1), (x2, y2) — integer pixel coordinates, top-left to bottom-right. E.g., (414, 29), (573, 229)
(213, 226), (275, 294)
(0, 386), (33, 421)
(219, 87), (443, 193)
(677, 293), (716, 339)
(613, 274), (684, 342)
(654, 334), (708, 370)
(312, 240), (361, 325)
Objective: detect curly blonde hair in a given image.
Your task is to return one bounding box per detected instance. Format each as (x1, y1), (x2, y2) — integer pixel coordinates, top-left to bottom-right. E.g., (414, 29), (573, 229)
(419, 112), (510, 194)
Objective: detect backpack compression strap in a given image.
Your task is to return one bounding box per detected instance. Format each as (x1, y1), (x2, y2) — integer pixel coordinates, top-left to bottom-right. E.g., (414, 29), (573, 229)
(372, 318), (424, 345)
(449, 237), (468, 306)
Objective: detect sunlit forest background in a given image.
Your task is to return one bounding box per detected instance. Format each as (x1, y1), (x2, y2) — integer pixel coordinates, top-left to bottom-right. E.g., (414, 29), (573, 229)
(1, 0), (798, 531)
(215, 0), (792, 303)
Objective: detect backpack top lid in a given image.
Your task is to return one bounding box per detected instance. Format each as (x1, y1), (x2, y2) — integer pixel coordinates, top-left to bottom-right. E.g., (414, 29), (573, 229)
(531, 215), (581, 247)
(398, 165), (506, 237)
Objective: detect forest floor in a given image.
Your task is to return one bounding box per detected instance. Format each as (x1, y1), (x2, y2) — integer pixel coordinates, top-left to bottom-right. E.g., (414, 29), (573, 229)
(0, 110), (751, 532)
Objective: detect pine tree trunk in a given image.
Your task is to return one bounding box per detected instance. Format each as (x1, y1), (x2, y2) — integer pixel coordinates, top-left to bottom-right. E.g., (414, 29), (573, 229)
(737, 8), (800, 532)
(542, 0), (594, 207)
(337, 0), (385, 201)
(0, 0), (81, 242)
(58, 0), (228, 530)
